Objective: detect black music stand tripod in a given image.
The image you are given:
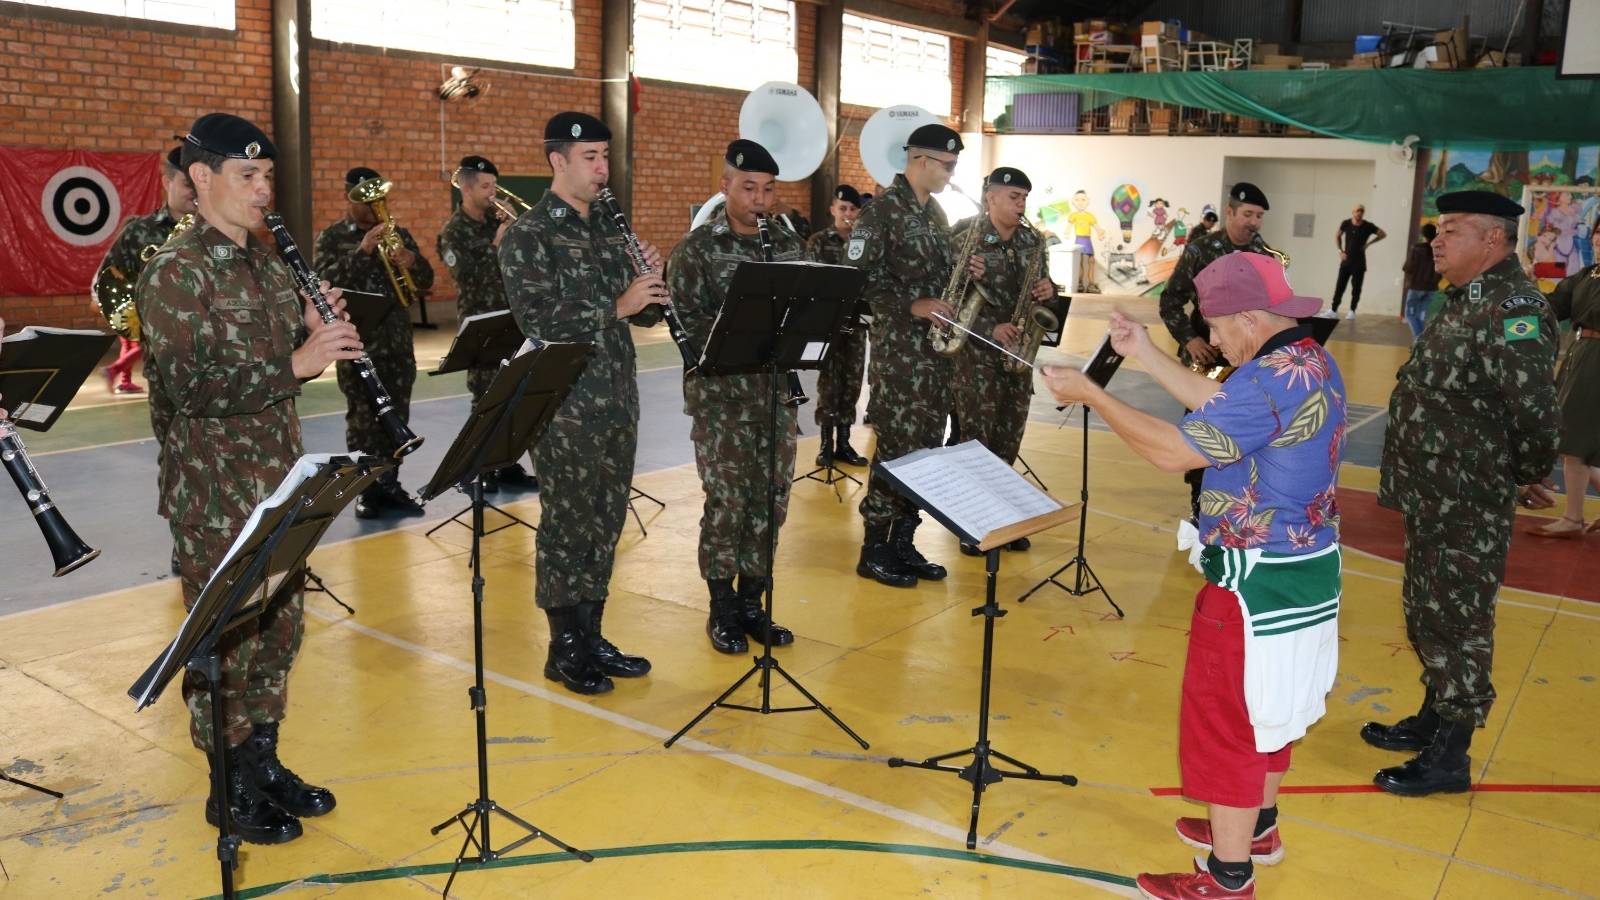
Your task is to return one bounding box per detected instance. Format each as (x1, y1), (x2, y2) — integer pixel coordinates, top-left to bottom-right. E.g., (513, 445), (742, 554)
(666, 260), (868, 750)
(128, 455), (389, 900)
(792, 302), (866, 501)
(417, 341), (595, 896)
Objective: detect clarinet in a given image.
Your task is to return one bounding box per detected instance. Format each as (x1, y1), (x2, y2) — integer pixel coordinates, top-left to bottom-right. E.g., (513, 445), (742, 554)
(594, 188), (702, 375)
(1, 419), (100, 576)
(263, 212), (423, 459)
(755, 214), (809, 408)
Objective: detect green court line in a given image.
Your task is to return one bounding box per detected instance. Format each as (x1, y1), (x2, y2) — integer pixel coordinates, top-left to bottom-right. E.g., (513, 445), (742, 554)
(211, 838), (1136, 898)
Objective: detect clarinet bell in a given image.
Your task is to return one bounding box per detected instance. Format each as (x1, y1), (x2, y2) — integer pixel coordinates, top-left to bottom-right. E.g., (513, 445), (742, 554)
(43, 510), (101, 577)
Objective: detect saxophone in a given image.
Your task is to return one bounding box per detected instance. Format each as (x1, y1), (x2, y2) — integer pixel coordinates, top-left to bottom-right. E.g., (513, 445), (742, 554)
(1251, 233), (1290, 268)
(93, 211), (196, 341)
(929, 215), (991, 356)
(1002, 224), (1058, 374)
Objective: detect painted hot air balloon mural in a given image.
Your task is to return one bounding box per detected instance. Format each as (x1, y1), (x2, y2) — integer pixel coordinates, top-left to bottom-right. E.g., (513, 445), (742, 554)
(1110, 182), (1141, 243)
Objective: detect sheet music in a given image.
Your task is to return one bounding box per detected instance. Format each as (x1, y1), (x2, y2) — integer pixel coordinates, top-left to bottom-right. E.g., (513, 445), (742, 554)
(880, 441), (1061, 542)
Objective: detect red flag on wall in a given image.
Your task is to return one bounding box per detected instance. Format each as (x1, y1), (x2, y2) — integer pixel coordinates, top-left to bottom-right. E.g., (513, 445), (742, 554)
(0, 146), (162, 296)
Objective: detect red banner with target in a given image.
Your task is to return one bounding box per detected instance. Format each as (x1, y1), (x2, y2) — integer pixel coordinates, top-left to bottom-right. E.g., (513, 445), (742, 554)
(0, 146), (162, 296)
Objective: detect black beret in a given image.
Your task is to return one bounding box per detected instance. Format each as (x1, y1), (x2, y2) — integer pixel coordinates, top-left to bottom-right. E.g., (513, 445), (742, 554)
(833, 184), (862, 206)
(1228, 182), (1269, 210)
(905, 123), (963, 154)
(1436, 190), (1524, 218)
(165, 146), (182, 170)
(345, 166), (381, 188)
(457, 155), (498, 177)
(544, 112), (611, 143)
(725, 139), (779, 176)
(986, 167), (1031, 191)
(182, 113), (275, 161)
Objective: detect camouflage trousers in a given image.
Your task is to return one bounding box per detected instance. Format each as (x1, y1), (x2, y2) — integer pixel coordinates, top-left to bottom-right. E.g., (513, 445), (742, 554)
(466, 365), (497, 405)
(860, 356), (953, 531)
(689, 393), (798, 580)
(174, 521), (305, 753)
(1401, 506), (1512, 726)
(953, 350), (1032, 466)
(814, 323), (867, 428)
(532, 411), (636, 609)
(336, 310), (416, 461)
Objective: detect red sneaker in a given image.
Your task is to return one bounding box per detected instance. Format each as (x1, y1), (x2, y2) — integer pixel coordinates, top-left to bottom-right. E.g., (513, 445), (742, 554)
(1137, 858), (1255, 899)
(1175, 816), (1284, 865)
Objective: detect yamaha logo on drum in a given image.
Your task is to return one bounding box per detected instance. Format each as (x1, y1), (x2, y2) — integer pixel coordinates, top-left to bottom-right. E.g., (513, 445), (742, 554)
(774, 87), (797, 96)
(889, 110), (918, 118)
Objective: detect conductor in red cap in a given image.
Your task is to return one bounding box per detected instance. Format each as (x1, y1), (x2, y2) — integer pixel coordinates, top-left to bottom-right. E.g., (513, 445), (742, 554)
(1044, 253), (1347, 900)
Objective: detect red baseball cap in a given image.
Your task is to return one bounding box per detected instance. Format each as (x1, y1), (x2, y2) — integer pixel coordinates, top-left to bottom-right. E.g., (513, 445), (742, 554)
(1195, 252), (1322, 319)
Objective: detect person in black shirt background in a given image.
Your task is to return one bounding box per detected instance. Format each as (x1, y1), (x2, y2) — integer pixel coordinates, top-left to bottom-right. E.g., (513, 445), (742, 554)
(1329, 204), (1386, 319)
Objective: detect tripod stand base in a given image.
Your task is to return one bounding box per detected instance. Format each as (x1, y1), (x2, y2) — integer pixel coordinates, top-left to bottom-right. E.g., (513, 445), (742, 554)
(1017, 555), (1124, 617)
(626, 485), (666, 536)
(792, 461), (862, 501)
(665, 655), (869, 750)
(430, 799), (591, 896)
(887, 743), (1076, 849)
(303, 567), (354, 615)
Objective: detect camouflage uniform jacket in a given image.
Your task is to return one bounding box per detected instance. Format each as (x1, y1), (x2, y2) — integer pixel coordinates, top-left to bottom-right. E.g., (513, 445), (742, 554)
(844, 173), (956, 379)
(312, 217), (435, 337)
(1161, 228), (1271, 365)
(498, 191), (662, 422)
(949, 215), (1047, 365)
(1379, 254), (1560, 514)
(805, 226), (848, 266)
(105, 206), (183, 447)
(136, 217), (307, 530)
(668, 208), (804, 412)
(438, 207), (507, 318)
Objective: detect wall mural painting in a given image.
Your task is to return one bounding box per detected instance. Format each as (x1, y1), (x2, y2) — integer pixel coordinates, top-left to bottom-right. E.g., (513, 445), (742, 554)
(1030, 181), (1197, 296)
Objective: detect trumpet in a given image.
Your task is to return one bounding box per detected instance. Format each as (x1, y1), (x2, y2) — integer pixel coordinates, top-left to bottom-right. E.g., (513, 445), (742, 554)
(1, 419), (100, 576)
(263, 211), (424, 459)
(348, 177), (420, 308)
(450, 169), (531, 224)
(755, 214), (809, 408)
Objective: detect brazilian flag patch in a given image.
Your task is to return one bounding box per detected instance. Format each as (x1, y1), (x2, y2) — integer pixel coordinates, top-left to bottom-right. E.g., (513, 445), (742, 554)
(1504, 315), (1541, 342)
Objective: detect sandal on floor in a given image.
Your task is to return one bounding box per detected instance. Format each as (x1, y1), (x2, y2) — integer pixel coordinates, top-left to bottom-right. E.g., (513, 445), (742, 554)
(1528, 516), (1586, 539)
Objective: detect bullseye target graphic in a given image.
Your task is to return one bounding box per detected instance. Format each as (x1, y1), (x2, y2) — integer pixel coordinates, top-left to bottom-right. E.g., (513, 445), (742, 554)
(39, 165), (122, 246)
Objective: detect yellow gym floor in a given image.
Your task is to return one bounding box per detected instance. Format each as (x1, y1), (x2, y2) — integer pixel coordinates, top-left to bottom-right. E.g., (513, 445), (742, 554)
(3, 307), (1598, 898)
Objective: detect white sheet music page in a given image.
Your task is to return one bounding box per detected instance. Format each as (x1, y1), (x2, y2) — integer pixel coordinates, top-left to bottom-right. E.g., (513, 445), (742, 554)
(880, 440), (1061, 542)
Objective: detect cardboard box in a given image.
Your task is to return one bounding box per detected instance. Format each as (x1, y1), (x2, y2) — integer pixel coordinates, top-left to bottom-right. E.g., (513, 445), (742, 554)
(1026, 24), (1046, 45)
(1141, 20), (1174, 37)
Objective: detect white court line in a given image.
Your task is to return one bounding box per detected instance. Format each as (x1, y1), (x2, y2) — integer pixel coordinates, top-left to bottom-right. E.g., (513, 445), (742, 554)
(307, 606), (1137, 897)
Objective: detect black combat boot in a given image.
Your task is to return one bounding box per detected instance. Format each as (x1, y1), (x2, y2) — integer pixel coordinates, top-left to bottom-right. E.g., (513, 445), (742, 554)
(376, 473), (424, 517)
(834, 426), (869, 466)
(815, 426), (835, 467)
(578, 600), (651, 678)
(353, 483), (383, 519)
(1005, 537), (1031, 552)
(206, 745), (303, 845)
(706, 578), (748, 654)
(857, 523), (917, 587)
(1360, 686), (1439, 752)
(242, 722), (336, 818)
(735, 575), (793, 646)
(496, 462), (538, 491)
(1373, 717), (1474, 796)
(543, 608), (614, 695)
(892, 517), (947, 580)
(479, 471), (500, 495)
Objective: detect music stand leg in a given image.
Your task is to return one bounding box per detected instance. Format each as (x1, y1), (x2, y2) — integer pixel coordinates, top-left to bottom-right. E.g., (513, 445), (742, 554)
(0, 769), (63, 799)
(427, 482), (590, 894)
(886, 549), (1075, 848)
(1016, 407), (1123, 617)
(626, 485), (665, 537)
(667, 363), (868, 751)
(1015, 453), (1048, 492)
(791, 348), (863, 501)
(188, 651), (239, 900)
(303, 567), (354, 615)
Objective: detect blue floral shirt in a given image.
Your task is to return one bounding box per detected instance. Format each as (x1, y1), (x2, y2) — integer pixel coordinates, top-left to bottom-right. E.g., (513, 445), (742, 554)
(1179, 328), (1348, 554)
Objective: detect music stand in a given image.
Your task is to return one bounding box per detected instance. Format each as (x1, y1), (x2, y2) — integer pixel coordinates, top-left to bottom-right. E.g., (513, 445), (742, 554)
(792, 301), (867, 500)
(426, 311), (538, 540)
(302, 568), (354, 615)
(665, 260), (869, 750)
(626, 485), (665, 536)
(1009, 296), (1069, 495)
(128, 454), (389, 900)
(1018, 337), (1125, 616)
(416, 340), (595, 896)
(872, 441), (1081, 849)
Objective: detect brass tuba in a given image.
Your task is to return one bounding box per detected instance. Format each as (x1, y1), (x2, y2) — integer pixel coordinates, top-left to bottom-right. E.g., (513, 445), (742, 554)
(930, 213), (991, 356)
(93, 212), (195, 341)
(349, 177), (420, 308)
(1003, 222), (1060, 374)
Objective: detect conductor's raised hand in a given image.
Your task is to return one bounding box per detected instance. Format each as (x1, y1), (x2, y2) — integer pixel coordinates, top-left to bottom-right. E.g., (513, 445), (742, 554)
(1040, 365), (1092, 405)
(1108, 310), (1155, 359)
(617, 272), (668, 319)
(292, 318), (363, 380)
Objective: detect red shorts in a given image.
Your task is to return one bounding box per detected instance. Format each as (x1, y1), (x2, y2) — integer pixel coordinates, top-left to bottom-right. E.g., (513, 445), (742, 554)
(1179, 581), (1293, 808)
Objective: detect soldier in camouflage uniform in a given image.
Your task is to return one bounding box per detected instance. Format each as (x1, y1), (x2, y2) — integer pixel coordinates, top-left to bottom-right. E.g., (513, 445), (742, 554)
(1160, 183), (1278, 521)
(845, 123), (984, 587)
(313, 166), (434, 518)
(667, 140), (803, 654)
(806, 184), (870, 468)
(498, 112), (665, 695)
(1364, 191), (1560, 796)
(139, 114), (365, 845)
(438, 154), (536, 493)
(950, 167), (1057, 557)
(97, 146), (196, 396)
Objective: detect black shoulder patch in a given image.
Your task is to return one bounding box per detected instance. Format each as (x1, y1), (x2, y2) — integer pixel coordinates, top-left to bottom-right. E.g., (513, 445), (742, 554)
(1499, 294), (1547, 313)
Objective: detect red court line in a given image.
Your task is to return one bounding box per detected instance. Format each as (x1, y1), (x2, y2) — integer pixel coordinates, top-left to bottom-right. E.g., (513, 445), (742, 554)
(1150, 784), (1600, 797)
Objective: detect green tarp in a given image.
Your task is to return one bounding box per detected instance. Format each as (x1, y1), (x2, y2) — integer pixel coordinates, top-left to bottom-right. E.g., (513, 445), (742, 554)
(988, 68), (1600, 150)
